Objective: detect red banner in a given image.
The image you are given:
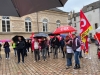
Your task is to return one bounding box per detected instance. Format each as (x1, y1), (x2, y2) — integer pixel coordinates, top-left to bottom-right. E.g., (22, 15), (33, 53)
(80, 10), (92, 42)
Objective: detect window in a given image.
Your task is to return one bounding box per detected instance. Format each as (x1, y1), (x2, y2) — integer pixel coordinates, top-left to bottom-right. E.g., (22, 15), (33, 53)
(43, 19), (48, 32)
(89, 33), (92, 38)
(2, 16), (10, 32)
(25, 17), (32, 32)
(56, 20), (60, 28)
(95, 23), (98, 29)
(74, 17), (76, 21)
(74, 23), (76, 27)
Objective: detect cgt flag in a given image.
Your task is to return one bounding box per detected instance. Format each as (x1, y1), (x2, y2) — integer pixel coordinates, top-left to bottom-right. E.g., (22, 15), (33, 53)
(80, 10), (92, 42)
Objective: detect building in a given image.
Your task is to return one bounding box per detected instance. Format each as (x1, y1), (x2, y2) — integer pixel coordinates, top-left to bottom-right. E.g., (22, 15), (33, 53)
(0, 8), (68, 39)
(68, 0), (100, 37)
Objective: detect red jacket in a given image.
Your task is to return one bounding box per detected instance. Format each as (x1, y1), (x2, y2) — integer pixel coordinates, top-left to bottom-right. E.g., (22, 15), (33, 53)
(31, 41), (40, 51)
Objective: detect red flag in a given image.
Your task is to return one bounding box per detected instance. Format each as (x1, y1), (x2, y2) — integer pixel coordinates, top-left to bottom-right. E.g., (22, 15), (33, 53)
(80, 10), (92, 42)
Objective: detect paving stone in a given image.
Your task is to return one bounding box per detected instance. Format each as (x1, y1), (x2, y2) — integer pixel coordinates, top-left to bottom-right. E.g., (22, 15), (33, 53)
(0, 44), (100, 75)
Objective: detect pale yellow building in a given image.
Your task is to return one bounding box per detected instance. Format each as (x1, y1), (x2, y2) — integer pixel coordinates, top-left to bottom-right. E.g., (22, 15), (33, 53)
(0, 8), (68, 39)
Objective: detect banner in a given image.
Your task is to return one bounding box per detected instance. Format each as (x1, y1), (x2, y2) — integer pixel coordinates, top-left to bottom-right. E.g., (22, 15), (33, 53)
(80, 10), (92, 42)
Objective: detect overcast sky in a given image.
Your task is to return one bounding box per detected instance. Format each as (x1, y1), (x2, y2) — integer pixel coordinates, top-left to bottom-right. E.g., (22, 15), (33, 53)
(58, 0), (99, 12)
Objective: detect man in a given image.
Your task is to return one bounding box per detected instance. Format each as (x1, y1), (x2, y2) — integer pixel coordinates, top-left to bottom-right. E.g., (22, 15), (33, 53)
(16, 36), (25, 63)
(40, 38), (47, 61)
(60, 37), (65, 58)
(51, 35), (59, 59)
(72, 34), (81, 69)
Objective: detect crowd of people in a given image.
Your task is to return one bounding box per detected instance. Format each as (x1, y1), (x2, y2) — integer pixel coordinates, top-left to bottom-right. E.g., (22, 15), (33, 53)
(0, 34), (93, 69)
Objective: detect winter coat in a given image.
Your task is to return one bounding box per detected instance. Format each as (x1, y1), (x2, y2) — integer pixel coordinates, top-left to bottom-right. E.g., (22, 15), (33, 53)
(51, 37), (59, 47)
(16, 40), (25, 50)
(3, 45), (10, 53)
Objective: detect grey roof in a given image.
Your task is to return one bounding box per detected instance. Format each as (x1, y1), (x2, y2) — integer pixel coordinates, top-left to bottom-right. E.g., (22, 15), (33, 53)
(82, 1), (100, 13)
(49, 8), (67, 13)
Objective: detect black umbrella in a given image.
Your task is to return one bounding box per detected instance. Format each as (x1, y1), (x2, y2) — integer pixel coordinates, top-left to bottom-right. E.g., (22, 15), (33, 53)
(0, 0), (68, 17)
(12, 35), (26, 43)
(34, 33), (48, 38)
(48, 33), (60, 36)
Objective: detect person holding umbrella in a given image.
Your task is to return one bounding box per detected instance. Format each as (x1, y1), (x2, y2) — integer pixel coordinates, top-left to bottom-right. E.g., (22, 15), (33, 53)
(40, 37), (48, 61)
(32, 38), (40, 62)
(65, 36), (73, 69)
(51, 35), (59, 59)
(16, 36), (25, 63)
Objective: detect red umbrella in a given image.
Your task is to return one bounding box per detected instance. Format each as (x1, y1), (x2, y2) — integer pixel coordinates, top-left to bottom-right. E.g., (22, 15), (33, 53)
(53, 25), (76, 34)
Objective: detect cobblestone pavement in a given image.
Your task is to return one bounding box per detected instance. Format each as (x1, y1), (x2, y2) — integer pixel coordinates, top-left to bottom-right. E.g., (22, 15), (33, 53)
(0, 44), (100, 75)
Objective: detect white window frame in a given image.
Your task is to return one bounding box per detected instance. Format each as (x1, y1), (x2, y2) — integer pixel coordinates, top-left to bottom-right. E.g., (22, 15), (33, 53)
(2, 16), (10, 32)
(25, 18), (32, 32)
(43, 19), (48, 32)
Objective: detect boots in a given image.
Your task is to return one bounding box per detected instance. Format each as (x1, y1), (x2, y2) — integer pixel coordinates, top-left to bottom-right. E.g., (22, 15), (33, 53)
(77, 64), (80, 69)
(74, 64), (80, 69)
(74, 64), (77, 69)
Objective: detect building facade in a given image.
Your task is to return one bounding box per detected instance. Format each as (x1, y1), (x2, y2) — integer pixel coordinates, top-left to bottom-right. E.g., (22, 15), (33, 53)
(68, 0), (100, 37)
(0, 8), (68, 39)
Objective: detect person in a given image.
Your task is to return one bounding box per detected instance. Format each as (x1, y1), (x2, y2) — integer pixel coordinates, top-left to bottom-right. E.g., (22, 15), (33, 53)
(12, 42), (17, 57)
(45, 38), (50, 57)
(40, 38), (47, 61)
(77, 36), (83, 58)
(65, 36), (73, 69)
(72, 34), (81, 69)
(60, 37), (65, 58)
(51, 35), (59, 59)
(97, 45), (100, 60)
(49, 38), (53, 53)
(84, 36), (92, 59)
(26, 40), (31, 52)
(32, 38), (40, 62)
(16, 36), (25, 63)
(0, 42), (2, 59)
(3, 41), (10, 59)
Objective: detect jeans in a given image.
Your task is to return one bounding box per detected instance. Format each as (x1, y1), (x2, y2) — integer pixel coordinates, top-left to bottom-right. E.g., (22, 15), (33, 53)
(61, 46), (65, 58)
(13, 48), (17, 56)
(17, 49), (24, 62)
(67, 58), (72, 66)
(53, 45), (58, 58)
(5, 52), (9, 58)
(79, 51), (82, 57)
(34, 49), (40, 61)
(74, 51), (80, 65)
(42, 48), (47, 60)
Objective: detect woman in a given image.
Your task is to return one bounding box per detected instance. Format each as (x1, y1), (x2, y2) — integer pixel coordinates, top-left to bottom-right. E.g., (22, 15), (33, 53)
(3, 41), (10, 59)
(32, 38), (40, 62)
(65, 36), (73, 69)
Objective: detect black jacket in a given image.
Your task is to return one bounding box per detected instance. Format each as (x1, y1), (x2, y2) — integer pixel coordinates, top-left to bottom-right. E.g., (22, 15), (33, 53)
(51, 37), (59, 47)
(16, 40), (25, 50)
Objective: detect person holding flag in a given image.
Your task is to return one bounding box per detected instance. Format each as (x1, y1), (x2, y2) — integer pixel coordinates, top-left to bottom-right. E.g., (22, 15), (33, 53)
(80, 10), (92, 59)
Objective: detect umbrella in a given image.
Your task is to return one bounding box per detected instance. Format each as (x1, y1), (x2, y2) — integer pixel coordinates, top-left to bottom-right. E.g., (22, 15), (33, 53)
(53, 25), (76, 34)
(60, 34), (67, 38)
(0, 0), (68, 17)
(0, 39), (11, 43)
(34, 33), (48, 38)
(48, 33), (60, 36)
(12, 35), (26, 42)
